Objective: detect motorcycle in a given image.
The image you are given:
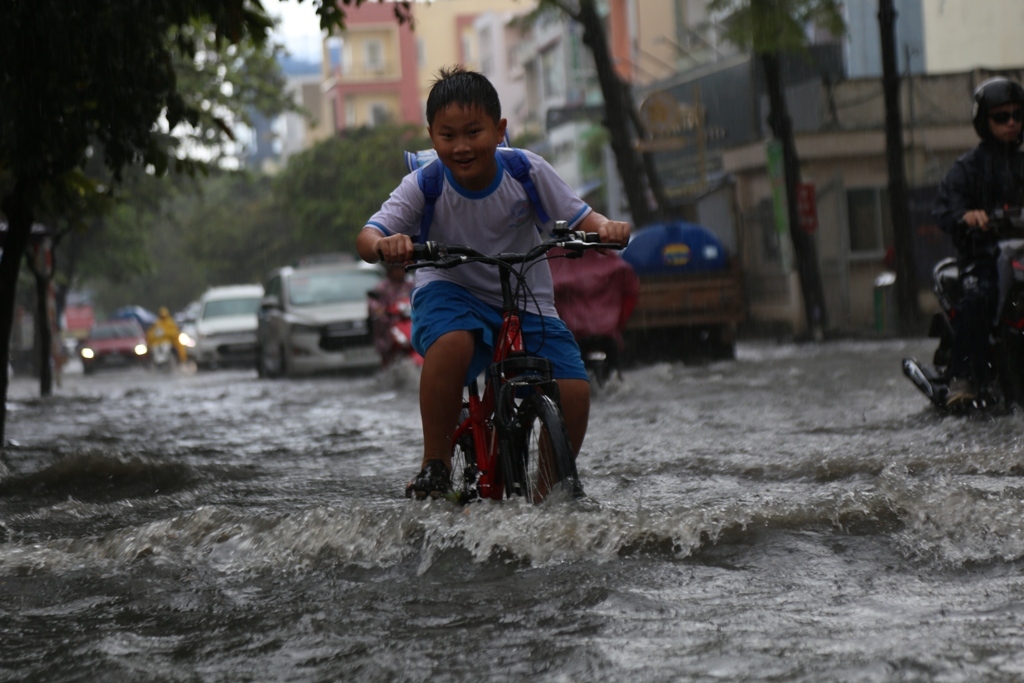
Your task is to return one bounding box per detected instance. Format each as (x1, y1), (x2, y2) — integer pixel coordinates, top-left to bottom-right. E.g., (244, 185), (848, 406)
(150, 340), (176, 371)
(576, 335), (621, 389)
(369, 292), (423, 368)
(146, 327), (178, 372)
(903, 208), (1024, 410)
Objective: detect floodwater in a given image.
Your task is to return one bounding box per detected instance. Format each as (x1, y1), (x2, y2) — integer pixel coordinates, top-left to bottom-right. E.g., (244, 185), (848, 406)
(3, 339), (1024, 682)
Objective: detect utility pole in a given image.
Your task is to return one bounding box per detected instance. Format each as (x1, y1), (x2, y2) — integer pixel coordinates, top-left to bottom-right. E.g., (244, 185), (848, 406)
(878, 0), (922, 334)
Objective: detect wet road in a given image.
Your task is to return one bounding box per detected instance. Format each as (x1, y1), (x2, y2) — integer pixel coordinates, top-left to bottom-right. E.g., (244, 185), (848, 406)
(4, 339), (1024, 682)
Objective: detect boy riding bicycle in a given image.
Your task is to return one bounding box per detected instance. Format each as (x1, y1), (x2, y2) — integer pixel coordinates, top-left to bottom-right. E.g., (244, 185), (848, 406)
(356, 66), (631, 499)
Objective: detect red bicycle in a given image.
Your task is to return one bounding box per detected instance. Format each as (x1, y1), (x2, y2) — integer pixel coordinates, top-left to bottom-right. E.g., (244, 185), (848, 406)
(410, 221), (620, 503)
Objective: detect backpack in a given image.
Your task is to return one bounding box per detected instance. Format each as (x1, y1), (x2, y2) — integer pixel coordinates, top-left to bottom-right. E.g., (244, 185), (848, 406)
(403, 138), (550, 243)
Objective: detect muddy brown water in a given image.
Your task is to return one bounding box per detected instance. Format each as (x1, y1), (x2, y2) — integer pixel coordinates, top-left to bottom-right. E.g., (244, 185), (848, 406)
(3, 339), (1024, 682)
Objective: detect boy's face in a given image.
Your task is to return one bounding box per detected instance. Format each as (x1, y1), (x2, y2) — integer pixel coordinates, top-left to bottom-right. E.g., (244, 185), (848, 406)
(428, 104), (507, 192)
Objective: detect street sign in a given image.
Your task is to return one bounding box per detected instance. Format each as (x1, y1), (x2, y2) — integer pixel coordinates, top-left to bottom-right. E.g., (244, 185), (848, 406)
(796, 182), (818, 235)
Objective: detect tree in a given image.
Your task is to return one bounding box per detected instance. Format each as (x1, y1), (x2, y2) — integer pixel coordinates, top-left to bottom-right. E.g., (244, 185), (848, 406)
(710, 0), (844, 340)
(532, 0), (669, 226)
(61, 25), (302, 316)
(878, 0), (921, 334)
(18, 25), (292, 398)
(0, 0), (412, 450)
(84, 123), (427, 314)
(273, 124), (430, 252)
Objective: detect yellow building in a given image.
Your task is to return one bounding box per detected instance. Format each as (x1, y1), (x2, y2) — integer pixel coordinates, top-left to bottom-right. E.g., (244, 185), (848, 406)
(412, 0), (534, 110)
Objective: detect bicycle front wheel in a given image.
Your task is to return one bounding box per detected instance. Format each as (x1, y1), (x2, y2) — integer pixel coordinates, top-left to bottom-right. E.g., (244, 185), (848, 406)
(505, 392), (582, 502)
(449, 405), (480, 504)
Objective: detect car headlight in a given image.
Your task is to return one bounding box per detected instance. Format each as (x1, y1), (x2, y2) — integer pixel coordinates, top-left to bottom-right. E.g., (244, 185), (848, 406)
(80, 347), (95, 360)
(178, 332), (196, 348)
(134, 344), (148, 356)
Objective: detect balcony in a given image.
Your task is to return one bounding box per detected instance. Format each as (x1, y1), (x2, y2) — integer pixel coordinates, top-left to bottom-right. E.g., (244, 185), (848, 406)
(332, 60), (401, 83)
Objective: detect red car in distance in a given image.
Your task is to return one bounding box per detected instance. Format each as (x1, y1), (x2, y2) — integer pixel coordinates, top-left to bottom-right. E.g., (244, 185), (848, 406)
(79, 319), (149, 375)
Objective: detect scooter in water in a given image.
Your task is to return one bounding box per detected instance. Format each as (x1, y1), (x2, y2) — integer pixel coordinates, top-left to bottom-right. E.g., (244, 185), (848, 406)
(903, 208), (1024, 410)
(146, 327), (178, 372)
(576, 335), (621, 389)
(370, 293), (423, 368)
(150, 340), (175, 370)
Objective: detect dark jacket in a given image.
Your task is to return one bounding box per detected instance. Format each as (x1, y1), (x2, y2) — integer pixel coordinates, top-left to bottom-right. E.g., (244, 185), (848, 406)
(933, 140), (1024, 259)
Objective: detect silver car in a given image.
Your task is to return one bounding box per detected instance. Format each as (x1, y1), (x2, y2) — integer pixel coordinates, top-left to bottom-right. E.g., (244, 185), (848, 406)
(256, 260), (383, 377)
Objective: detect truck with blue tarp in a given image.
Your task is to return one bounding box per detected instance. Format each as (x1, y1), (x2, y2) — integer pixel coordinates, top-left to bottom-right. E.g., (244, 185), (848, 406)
(620, 220), (744, 362)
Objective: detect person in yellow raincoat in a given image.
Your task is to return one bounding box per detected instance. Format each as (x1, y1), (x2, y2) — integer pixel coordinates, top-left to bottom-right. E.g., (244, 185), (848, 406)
(146, 307), (188, 364)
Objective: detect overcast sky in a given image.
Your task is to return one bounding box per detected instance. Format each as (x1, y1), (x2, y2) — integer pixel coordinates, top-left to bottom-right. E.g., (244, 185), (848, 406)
(269, 1), (323, 63)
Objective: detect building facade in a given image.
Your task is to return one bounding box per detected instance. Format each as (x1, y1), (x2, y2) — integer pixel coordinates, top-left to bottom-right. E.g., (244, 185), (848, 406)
(319, 1), (420, 132)
(922, 0), (1024, 74)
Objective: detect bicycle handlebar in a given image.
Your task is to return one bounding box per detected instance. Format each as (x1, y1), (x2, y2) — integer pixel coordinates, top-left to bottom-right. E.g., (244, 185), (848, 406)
(408, 220), (621, 270)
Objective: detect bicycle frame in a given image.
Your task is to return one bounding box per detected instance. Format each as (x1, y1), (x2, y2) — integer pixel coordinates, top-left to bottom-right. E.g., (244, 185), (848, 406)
(411, 223), (615, 502)
(452, 268), (545, 500)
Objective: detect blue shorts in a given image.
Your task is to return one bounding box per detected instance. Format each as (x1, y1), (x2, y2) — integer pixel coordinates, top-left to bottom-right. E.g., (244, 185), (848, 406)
(411, 280), (587, 386)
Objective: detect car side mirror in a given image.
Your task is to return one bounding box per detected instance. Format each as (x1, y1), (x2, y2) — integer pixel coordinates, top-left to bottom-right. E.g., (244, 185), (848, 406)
(261, 294), (281, 310)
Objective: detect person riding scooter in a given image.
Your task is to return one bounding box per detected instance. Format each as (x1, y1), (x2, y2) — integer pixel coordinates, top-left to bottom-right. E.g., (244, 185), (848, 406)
(146, 306), (188, 366)
(549, 247), (639, 385)
(368, 263), (417, 367)
(933, 76), (1024, 408)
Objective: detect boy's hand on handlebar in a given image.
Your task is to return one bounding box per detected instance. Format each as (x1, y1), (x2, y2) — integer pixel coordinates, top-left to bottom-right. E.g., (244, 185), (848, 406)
(579, 212), (631, 249)
(963, 210), (990, 231)
(598, 219), (631, 247)
(376, 234), (415, 264)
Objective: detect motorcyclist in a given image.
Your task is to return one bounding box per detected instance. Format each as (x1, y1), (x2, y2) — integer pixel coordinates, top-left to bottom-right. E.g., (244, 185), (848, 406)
(368, 263), (415, 365)
(549, 247), (640, 378)
(146, 306), (188, 364)
(933, 76), (1024, 407)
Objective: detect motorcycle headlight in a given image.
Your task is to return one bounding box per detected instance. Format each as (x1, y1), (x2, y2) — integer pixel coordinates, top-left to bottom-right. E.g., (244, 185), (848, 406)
(178, 332), (196, 348)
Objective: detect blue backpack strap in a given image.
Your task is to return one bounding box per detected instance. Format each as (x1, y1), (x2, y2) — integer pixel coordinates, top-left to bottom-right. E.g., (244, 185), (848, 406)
(417, 158), (444, 244)
(502, 149), (550, 224)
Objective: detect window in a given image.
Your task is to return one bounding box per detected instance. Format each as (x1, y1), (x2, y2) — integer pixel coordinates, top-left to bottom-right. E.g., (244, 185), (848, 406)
(264, 275), (282, 299)
(344, 96), (356, 128)
(757, 198), (782, 262)
(847, 188), (893, 255)
(540, 45), (564, 99)
(202, 298), (262, 319)
(370, 103), (391, 127)
(327, 37), (343, 71)
(365, 39), (384, 72)
(479, 27), (493, 75)
(330, 99), (341, 134)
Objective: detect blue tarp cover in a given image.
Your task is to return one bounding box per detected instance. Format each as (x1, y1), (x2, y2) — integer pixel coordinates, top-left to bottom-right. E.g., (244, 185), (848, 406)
(621, 221), (728, 275)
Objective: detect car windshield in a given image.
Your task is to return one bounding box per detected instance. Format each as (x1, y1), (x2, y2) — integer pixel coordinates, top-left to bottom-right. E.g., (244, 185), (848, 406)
(202, 297), (261, 319)
(90, 323), (140, 340)
(287, 270), (381, 307)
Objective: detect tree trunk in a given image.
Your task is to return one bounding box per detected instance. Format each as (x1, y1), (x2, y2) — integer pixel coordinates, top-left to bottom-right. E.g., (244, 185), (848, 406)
(878, 0), (921, 334)
(32, 261), (54, 397)
(575, 0), (658, 226)
(0, 183), (35, 451)
(761, 51), (828, 339)
(627, 100), (672, 215)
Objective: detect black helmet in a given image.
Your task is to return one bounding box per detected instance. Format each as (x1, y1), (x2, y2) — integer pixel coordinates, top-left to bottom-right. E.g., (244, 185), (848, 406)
(972, 77), (1024, 141)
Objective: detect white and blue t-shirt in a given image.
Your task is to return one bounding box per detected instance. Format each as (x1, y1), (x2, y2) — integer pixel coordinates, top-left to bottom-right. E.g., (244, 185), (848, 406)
(365, 148), (591, 317)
